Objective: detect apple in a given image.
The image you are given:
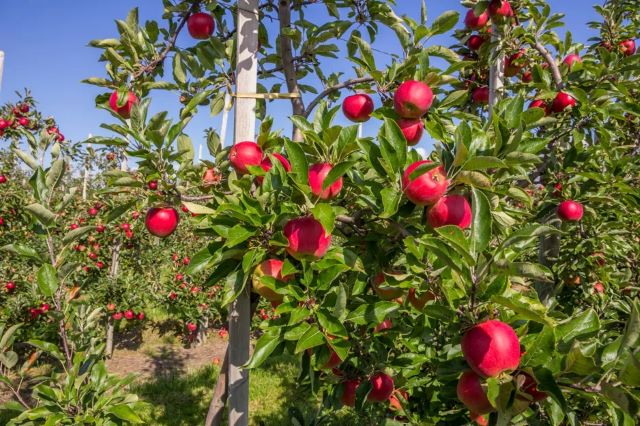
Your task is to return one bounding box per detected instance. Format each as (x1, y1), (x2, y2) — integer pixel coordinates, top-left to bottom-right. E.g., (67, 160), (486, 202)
(504, 51), (525, 77)
(515, 372), (548, 402)
(121, 223), (131, 231)
(5, 281), (16, 293)
(467, 35), (486, 51)
(123, 310), (134, 320)
(88, 252), (98, 260)
(367, 372), (394, 402)
(521, 70), (533, 83)
(137, 312), (145, 320)
(565, 275), (581, 286)
(40, 303), (50, 313)
(182, 257), (190, 265)
(562, 53), (582, 69)
(176, 273), (184, 281)
(397, 118), (424, 146)
(284, 217), (331, 259)
(528, 99), (550, 116)
(591, 252), (606, 267)
(557, 200), (583, 222)
(169, 291), (178, 300)
(309, 163), (343, 199)
(18, 117), (29, 127)
(471, 87), (489, 104)
(394, 80), (434, 118)
(457, 370), (494, 414)
(428, 195), (472, 229)
(145, 207), (180, 237)
(125, 230), (134, 239)
(88, 207), (98, 216)
(402, 160), (448, 206)
(342, 93), (374, 122)
(70, 223), (79, 230)
(389, 389), (409, 411)
(106, 152), (116, 161)
(619, 39), (636, 56)
(0, 217), (4, 226)
(374, 318), (393, 333)
(372, 272), (404, 300)
(29, 308), (42, 320)
(106, 303), (116, 312)
(112, 312), (123, 321)
(462, 320), (521, 377)
(407, 288), (435, 311)
(181, 205), (189, 213)
(551, 92), (577, 113)
(229, 141), (263, 174)
(257, 153), (291, 184)
(341, 379), (361, 407)
(251, 259), (292, 302)
(187, 322), (197, 332)
(321, 346), (342, 369)
(464, 9), (489, 30)
(488, 0), (514, 18)
(148, 180), (158, 190)
(0, 120), (9, 130)
(187, 12), (215, 39)
(202, 168), (222, 186)
(109, 90), (138, 119)
(0, 175), (7, 184)
(19, 103), (29, 113)
(593, 282), (605, 293)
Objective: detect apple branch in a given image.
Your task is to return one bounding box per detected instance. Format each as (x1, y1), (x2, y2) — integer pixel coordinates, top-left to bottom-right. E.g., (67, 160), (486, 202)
(531, 40), (564, 90)
(303, 77), (375, 118)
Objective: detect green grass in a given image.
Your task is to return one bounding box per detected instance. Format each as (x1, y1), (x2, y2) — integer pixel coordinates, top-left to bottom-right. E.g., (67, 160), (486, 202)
(134, 354), (364, 426)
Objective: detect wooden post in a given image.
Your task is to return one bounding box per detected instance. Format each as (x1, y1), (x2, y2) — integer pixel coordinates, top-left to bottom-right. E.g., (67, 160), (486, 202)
(228, 1), (259, 424)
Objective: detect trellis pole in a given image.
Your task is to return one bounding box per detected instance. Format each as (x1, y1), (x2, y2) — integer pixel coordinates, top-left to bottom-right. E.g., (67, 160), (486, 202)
(0, 51), (5, 94)
(488, 24), (504, 116)
(228, 0), (259, 424)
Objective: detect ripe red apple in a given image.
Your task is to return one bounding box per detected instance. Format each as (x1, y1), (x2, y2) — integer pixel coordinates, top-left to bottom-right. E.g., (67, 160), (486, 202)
(374, 318), (393, 333)
(18, 117), (29, 127)
(137, 312), (145, 320)
(109, 90), (138, 119)
(70, 223), (79, 230)
(557, 200), (583, 222)
(88, 252), (98, 260)
(467, 35), (486, 51)
(342, 93), (374, 122)
(176, 273), (184, 281)
(471, 412), (489, 426)
(124, 310), (135, 320)
(591, 252), (606, 267)
(402, 160), (448, 206)
(182, 257), (190, 265)
(148, 180), (158, 190)
(19, 103), (29, 113)
(169, 291), (178, 300)
(397, 118), (424, 146)
(407, 288), (435, 311)
(551, 92), (577, 113)
(389, 389), (408, 411)
(464, 9), (489, 30)
(0, 175), (7, 184)
(619, 39), (636, 56)
(562, 53), (582, 70)
(252, 259), (292, 302)
(372, 272), (404, 300)
(488, 0), (514, 18)
(112, 312), (123, 321)
(229, 141), (263, 174)
(521, 70), (533, 83)
(393, 80), (434, 118)
(321, 346), (342, 369)
(121, 223), (131, 231)
(40, 303), (50, 313)
(462, 320), (521, 377)
(367, 372), (394, 402)
(284, 217), (332, 259)
(428, 195), (472, 229)
(29, 308), (42, 319)
(88, 207), (98, 216)
(457, 370), (494, 414)
(5, 281), (16, 293)
(341, 379), (361, 407)
(187, 12), (215, 39)
(145, 207), (179, 237)
(471, 87), (489, 104)
(309, 163), (343, 199)
(504, 51), (525, 77)
(106, 303), (116, 312)
(515, 372), (548, 402)
(187, 322), (197, 332)
(593, 282), (605, 293)
(0, 120), (9, 130)
(202, 168), (222, 186)
(528, 99), (550, 116)
(257, 153), (291, 184)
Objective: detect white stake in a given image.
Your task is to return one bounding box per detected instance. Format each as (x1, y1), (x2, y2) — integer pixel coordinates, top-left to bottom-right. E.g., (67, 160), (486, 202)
(198, 142), (203, 162)
(357, 122), (363, 139)
(0, 51), (4, 94)
(83, 134), (92, 200)
(219, 92), (232, 147)
(488, 24), (504, 116)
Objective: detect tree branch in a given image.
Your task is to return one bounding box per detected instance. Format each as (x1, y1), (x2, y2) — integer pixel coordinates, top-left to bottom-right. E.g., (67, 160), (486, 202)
(531, 40), (563, 90)
(303, 77), (375, 118)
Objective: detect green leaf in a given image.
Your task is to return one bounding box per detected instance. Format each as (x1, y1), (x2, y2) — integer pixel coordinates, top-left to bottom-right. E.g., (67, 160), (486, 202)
(617, 300), (640, 358)
(311, 203), (336, 234)
(492, 292), (554, 326)
(470, 188), (491, 255)
(557, 309), (600, 344)
(463, 156), (506, 171)
(383, 118), (407, 168)
(106, 404), (144, 423)
(316, 309), (348, 338)
(62, 226), (94, 244)
(37, 264), (59, 297)
(429, 10), (459, 35)
(284, 140), (310, 188)
(0, 244), (42, 262)
(504, 95), (524, 128)
(295, 324), (325, 353)
(12, 148), (39, 170)
(246, 328), (282, 369)
(346, 301), (399, 325)
(380, 187), (402, 218)
(45, 159), (65, 190)
(173, 52), (187, 85)
(25, 203), (56, 227)
(181, 201), (216, 215)
(321, 162), (352, 191)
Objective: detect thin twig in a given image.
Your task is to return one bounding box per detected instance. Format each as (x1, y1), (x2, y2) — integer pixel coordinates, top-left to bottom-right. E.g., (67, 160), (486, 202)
(303, 77), (375, 118)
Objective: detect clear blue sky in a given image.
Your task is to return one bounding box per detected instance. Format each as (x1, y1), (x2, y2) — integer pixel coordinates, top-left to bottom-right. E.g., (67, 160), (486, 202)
(0, 1), (599, 158)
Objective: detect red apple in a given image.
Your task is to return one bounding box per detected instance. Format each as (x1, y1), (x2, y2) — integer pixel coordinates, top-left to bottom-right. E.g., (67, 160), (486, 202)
(0, 175), (7, 184)
(148, 180), (158, 190)
(40, 303), (50, 313)
(471, 87), (490, 104)
(515, 372), (548, 402)
(0, 120), (9, 131)
(109, 90), (138, 119)
(187, 322), (197, 332)
(462, 320), (521, 377)
(488, 0), (514, 18)
(182, 257), (190, 265)
(407, 288), (435, 311)
(187, 12), (215, 39)
(145, 207), (179, 237)
(619, 39), (636, 56)
(557, 200), (583, 222)
(202, 168), (222, 186)
(457, 370), (494, 414)
(341, 379), (361, 407)
(124, 310), (135, 320)
(252, 259), (292, 302)
(393, 80), (434, 118)
(342, 94), (374, 122)
(428, 195), (472, 229)
(284, 216), (332, 259)
(374, 318), (393, 333)
(389, 389), (408, 411)
(112, 312), (123, 321)
(402, 160), (448, 206)
(521, 70), (533, 83)
(504, 50), (525, 77)
(367, 372), (394, 402)
(121, 223), (131, 231)
(70, 223), (79, 230)
(309, 163), (343, 199)
(106, 303), (116, 312)
(397, 118), (424, 146)
(88, 208), (98, 216)
(593, 282), (605, 294)
(229, 141), (263, 174)
(137, 311), (145, 320)
(464, 9), (489, 30)
(562, 54), (582, 70)
(529, 99), (550, 116)
(5, 281), (16, 293)
(551, 92), (577, 113)
(257, 153), (291, 184)
(18, 117), (29, 127)
(372, 272), (404, 300)
(19, 104), (29, 113)
(467, 35), (486, 51)
(321, 346), (342, 369)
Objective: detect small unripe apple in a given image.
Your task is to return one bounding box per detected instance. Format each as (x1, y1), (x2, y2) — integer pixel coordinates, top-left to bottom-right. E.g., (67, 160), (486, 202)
(467, 35), (486, 51)
(148, 180), (158, 190)
(402, 160), (448, 206)
(464, 9), (489, 30)
(109, 91), (138, 119)
(341, 379), (361, 407)
(257, 153), (291, 184)
(367, 372), (394, 402)
(471, 87), (490, 104)
(462, 320), (521, 377)
(557, 200), (583, 222)
(619, 39), (636, 56)
(252, 259), (292, 302)
(562, 54), (582, 70)
(342, 93), (374, 122)
(397, 118), (424, 146)
(145, 207), (179, 237)
(187, 12), (215, 39)
(284, 216), (332, 259)
(229, 141), (263, 174)
(308, 163), (343, 199)
(427, 195), (472, 229)
(394, 80), (434, 118)
(457, 370), (494, 414)
(551, 92), (577, 113)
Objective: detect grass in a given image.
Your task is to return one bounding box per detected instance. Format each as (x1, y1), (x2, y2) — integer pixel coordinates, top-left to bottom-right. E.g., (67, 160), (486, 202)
(134, 354), (364, 426)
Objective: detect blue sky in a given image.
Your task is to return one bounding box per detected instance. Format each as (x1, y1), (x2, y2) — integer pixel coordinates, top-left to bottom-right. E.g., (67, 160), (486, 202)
(0, 1), (600, 159)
